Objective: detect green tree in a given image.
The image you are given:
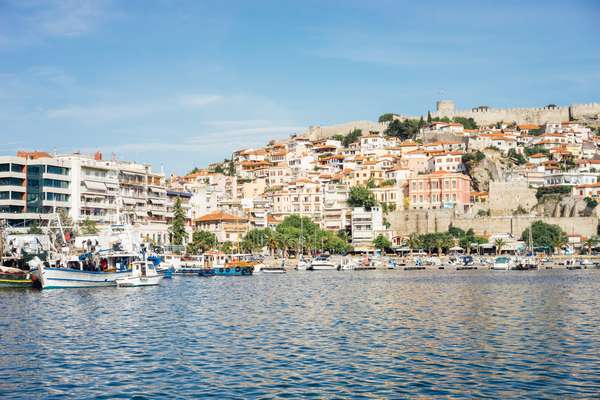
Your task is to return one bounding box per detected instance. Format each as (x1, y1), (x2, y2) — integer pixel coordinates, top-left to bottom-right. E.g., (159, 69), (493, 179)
(407, 233), (422, 255)
(373, 234), (392, 253)
(524, 146), (550, 157)
(522, 220), (567, 251)
(227, 159), (235, 176)
(169, 197), (188, 245)
(347, 185), (377, 210)
(341, 129), (362, 147)
(582, 236), (598, 255)
(384, 119), (421, 140)
(535, 186), (571, 200)
(80, 218), (98, 235)
(242, 228), (271, 252)
(494, 238), (507, 255)
(378, 113), (397, 123)
(220, 241), (234, 254)
(427, 111), (432, 123)
(452, 117), (478, 130)
(508, 148), (527, 165)
(187, 230), (218, 254)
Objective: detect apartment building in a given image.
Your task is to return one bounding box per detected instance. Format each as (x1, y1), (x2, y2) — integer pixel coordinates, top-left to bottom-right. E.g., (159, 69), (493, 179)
(408, 171), (472, 211)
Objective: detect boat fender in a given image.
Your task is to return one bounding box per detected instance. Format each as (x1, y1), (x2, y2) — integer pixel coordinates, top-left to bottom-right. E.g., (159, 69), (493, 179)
(235, 267), (241, 272)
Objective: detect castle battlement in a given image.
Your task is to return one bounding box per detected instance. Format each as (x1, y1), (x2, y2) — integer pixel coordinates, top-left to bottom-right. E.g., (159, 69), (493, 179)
(431, 100), (600, 125)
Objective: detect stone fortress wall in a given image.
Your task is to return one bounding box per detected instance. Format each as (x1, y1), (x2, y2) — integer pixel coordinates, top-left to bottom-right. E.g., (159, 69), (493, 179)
(431, 100), (600, 125)
(305, 120), (388, 140)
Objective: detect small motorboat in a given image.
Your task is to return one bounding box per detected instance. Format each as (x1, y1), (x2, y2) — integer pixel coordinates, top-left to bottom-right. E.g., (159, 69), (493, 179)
(308, 256), (336, 271)
(491, 256), (514, 270)
(116, 261), (162, 287)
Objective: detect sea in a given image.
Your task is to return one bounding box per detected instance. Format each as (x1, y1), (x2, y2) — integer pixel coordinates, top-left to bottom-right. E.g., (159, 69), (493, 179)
(1, 269), (599, 399)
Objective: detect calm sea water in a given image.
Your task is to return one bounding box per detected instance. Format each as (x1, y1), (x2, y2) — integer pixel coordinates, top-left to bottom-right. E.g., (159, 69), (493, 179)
(1, 270), (599, 399)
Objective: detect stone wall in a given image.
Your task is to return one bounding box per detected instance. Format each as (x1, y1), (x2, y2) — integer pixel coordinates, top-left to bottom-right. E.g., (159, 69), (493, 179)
(488, 181), (537, 216)
(430, 100), (600, 126)
(305, 120), (388, 140)
(388, 209), (597, 238)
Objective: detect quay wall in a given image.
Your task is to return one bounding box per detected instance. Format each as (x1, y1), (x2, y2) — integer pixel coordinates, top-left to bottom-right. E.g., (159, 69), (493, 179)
(388, 209), (598, 238)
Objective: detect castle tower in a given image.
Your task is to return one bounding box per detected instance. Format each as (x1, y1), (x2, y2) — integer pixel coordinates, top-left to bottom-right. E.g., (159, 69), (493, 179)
(436, 99), (455, 113)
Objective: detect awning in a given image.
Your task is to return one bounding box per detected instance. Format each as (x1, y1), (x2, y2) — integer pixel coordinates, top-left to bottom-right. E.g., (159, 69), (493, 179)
(135, 211), (147, 217)
(150, 187), (166, 194)
(150, 210), (167, 216)
(83, 181), (107, 191)
(106, 183), (119, 189)
(122, 197), (136, 205)
(149, 198), (165, 205)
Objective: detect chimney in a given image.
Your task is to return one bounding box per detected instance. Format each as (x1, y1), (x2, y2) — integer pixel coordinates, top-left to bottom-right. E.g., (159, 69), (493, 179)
(94, 151), (103, 161)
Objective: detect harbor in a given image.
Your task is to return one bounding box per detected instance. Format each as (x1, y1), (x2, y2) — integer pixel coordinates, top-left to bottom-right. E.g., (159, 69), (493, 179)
(2, 268), (599, 398)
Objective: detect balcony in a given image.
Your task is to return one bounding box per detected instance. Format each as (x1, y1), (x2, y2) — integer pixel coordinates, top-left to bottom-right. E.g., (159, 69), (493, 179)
(0, 171), (26, 180)
(0, 199), (25, 207)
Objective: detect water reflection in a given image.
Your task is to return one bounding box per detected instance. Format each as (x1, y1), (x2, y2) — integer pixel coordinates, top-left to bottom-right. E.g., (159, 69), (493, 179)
(1, 270), (600, 398)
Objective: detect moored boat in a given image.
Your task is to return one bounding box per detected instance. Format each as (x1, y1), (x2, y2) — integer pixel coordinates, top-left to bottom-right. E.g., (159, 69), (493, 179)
(308, 255), (336, 271)
(0, 265), (33, 288)
(116, 261), (162, 287)
(491, 256), (514, 270)
(29, 252), (136, 289)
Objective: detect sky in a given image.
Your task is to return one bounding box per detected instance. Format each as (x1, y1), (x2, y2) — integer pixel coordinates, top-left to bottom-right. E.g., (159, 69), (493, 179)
(1, 0), (599, 174)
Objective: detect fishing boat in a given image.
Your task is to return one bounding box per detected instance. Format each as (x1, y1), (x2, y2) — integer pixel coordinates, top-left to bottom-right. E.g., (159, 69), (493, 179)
(0, 265), (33, 288)
(116, 261), (162, 287)
(308, 255), (336, 271)
(513, 256), (538, 270)
(29, 252), (136, 289)
(212, 262), (254, 276)
(491, 256), (514, 270)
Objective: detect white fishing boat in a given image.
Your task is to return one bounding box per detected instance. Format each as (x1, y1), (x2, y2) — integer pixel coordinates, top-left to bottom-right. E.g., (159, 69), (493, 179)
(29, 252), (136, 289)
(491, 256), (514, 270)
(308, 256), (336, 271)
(116, 261), (162, 287)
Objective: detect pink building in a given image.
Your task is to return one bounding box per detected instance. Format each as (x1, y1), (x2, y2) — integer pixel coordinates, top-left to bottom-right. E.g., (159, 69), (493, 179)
(408, 171), (472, 211)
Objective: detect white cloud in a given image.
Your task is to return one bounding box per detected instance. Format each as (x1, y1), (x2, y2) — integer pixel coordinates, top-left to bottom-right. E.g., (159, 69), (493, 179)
(47, 103), (161, 120)
(0, 0), (113, 46)
(94, 122), (305, 155)
(178, 94), (224, 108)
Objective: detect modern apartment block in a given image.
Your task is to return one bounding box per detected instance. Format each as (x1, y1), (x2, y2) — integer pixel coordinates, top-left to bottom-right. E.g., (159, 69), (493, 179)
(0, 152), (169, 242)
(1, 152), (71, 227)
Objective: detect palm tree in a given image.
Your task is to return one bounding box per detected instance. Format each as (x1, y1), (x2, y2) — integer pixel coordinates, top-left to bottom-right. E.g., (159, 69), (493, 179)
(582, 236), (598, 255)
(407, 233), (421, 256)
(494, 238), (507, 255)
(265, 231), (278, 256)
(434, 236), (445, 256)
(552, 234), (568, 255)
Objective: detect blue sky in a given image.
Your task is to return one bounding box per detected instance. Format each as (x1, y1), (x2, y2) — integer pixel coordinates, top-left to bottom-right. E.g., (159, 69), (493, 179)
(1, 0), (599, 174)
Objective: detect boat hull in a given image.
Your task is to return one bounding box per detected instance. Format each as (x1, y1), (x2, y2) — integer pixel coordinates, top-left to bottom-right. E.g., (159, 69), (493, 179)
(0, 277), (33, 288)
(116, 276), (162, 287)
(308, 263), (336, 271)
(32, 266), (132, 289)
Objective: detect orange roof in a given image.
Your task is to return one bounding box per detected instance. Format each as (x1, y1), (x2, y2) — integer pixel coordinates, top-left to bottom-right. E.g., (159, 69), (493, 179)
(195, 211), (247, 223)
(16, 151), (52, 159)
(518, 124), (540, 130)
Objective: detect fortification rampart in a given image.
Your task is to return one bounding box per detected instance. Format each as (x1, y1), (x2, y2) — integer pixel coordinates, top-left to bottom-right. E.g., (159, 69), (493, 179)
(430, 100), (600, 125)
(388, 209), (597, 238)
